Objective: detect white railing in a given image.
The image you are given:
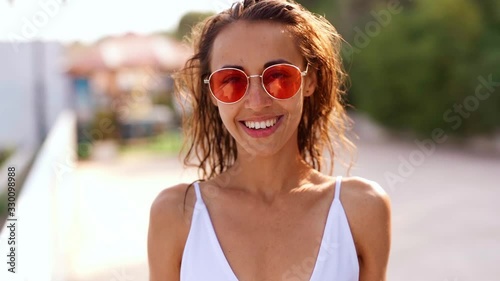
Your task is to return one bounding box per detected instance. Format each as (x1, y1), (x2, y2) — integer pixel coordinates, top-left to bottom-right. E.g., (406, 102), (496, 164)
(0, 110), (76, 281)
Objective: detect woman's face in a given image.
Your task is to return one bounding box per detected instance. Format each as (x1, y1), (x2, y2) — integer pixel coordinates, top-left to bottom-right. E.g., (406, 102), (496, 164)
(209, 20), (316, 157)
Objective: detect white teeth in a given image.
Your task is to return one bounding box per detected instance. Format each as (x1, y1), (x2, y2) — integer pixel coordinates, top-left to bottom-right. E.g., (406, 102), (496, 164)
(244, 118), (278, 130)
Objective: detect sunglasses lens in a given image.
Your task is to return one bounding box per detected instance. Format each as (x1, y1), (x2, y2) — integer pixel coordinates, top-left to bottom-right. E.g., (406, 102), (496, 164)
(209, 69), (248, 103)
(263, 64), (302, 99)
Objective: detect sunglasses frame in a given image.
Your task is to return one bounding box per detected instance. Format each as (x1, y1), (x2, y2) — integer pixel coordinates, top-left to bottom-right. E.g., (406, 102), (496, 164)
(203, 63), (309, 104)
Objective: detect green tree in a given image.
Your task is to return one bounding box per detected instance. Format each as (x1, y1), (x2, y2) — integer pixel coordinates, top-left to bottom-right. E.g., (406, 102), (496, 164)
(348, 0), (500, 136)
(176, 11), (215, 40)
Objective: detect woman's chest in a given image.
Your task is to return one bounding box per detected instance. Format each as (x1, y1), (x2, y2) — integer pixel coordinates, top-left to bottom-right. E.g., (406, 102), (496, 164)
(204, 194), (333, 281)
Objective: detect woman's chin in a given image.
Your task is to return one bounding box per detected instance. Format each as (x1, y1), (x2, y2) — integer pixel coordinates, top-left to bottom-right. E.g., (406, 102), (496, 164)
(238, 143), (284, 159)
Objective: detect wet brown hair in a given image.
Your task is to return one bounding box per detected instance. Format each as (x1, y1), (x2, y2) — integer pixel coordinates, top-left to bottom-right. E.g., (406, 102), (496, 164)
(175, 0), (355, 180)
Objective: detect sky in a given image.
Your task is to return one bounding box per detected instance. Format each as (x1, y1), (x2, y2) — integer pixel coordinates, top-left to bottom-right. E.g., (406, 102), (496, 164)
(0, 0), (235, 43)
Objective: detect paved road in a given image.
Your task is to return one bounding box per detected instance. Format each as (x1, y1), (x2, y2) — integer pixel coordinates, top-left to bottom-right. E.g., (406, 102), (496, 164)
(66, 153), (198, 281)
(66, 127), (500, 281)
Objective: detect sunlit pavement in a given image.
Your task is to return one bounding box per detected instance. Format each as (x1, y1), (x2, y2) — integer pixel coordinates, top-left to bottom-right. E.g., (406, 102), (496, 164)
(352, 139), (500, 281)
(67, 153), (197, 281)
(66, 122), (500, 281)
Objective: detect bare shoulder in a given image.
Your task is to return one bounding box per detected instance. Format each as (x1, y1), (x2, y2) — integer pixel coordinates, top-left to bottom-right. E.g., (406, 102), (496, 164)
(149, 183), (196, 224)
(340, 176), (391, 234)
(148, 183), (197, 281)
(340, 176), (391, 209)
(340, 177), (391, 278)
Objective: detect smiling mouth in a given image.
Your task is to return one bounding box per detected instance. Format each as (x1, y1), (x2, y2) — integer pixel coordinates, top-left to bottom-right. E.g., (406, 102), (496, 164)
(241, 116), (282, 130)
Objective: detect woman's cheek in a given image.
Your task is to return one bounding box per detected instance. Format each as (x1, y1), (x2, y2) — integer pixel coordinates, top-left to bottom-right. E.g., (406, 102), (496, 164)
(218, 106), (239, 134)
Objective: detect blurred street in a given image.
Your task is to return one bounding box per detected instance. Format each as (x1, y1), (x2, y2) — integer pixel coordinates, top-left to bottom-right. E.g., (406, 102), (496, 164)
(66, 153), (197, 281)
(65, 117), (500, 281)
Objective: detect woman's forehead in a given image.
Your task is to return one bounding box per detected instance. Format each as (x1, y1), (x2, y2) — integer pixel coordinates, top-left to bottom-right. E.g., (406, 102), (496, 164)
(210, 21), (303, 72)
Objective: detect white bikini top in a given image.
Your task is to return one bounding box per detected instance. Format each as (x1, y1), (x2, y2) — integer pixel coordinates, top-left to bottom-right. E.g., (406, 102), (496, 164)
(180, 176), (359, 281)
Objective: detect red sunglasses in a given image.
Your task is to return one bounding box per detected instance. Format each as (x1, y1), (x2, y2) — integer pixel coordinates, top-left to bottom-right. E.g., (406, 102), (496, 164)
(204, 63), (309, 104)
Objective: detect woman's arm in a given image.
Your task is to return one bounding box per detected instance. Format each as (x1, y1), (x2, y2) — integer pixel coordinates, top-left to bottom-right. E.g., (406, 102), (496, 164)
(148, 184), (191, 281)
(344, 178), (392, 281)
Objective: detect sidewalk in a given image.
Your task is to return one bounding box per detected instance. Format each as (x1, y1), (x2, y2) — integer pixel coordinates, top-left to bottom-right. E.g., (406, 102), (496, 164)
(66, 154), (197, 281)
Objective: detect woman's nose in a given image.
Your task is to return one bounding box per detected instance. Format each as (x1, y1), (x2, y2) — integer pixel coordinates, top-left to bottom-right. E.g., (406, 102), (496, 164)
(244, 76), (272, 110)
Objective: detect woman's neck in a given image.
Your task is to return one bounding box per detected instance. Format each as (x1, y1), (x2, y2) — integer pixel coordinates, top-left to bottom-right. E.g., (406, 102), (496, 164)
(216, 144), (317, 203)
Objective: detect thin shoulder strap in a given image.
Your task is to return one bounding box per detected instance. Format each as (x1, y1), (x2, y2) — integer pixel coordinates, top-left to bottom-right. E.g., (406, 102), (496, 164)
(334, 176), (342, 202)
(193, 181), (205, 206)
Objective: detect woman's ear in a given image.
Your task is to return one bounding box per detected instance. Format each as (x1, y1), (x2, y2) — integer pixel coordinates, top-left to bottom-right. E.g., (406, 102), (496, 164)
(303, 65), (317, 97)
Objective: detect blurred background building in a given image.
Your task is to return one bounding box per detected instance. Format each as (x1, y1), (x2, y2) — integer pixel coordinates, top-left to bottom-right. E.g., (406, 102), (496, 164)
(0, 0), (499, 280)
(65, 33), (191, 160)
(0, 41), (70, 149)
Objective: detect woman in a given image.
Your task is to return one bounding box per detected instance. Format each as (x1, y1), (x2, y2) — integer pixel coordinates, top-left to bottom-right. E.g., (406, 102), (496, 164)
(148, 0), (391, 280)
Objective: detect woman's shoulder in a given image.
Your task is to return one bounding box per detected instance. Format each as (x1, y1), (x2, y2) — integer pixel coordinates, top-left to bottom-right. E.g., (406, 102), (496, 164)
(149, 183), (198, 228)
(317, 175), (389, 203)
(339, 176), (391, 258)
(148, 183), (200, 279)
(339, 176), (391, 222)
(340, 176), (390, 203)
(148, 183), (200, 251)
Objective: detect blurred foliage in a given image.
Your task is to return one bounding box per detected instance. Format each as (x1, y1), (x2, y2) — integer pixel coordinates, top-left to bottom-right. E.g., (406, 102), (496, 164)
(298, 0), (377, 36)
(0, 148), (14, 167)
(88, 110), (120, 141)
(119, 131), (183, 156)
(77, 141), (92, 160)
(345, 0), (500, 136)
(175, 11), (215, 40)
(76, 109), (119, 160)
(152, 90), (173, 109)
(298, 0), (340, 21)
(0, 192), (8, 226)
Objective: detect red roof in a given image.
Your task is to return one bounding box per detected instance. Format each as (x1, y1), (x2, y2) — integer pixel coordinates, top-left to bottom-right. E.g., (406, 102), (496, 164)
(66, 33), (192, 76)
